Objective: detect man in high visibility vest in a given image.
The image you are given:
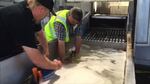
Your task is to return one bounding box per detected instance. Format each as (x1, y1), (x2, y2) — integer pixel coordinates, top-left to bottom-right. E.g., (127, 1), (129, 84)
(44, 7), (83, 62)
(42, 7), (83, 79)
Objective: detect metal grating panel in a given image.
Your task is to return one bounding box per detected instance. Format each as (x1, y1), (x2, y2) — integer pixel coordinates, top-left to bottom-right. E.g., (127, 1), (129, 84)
(83, 28), (126, 50)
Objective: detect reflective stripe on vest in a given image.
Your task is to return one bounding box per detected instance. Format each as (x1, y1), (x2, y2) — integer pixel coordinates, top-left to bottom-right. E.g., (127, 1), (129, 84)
(44, 10), (70, 42)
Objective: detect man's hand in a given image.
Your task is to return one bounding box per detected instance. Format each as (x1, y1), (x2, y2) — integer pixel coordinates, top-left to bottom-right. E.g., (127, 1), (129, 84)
(57, 56), (64, 63)
(52, 59), (62, 70)
(72, 51), (76, 57)
(37, 29), (50, 57)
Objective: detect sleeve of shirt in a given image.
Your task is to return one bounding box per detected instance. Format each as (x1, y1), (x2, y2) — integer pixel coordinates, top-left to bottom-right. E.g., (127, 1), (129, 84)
(41, 16), (50, 28)
(34, 23), (42, 32)
(14, 26), (38, 49)
(16, 23), (42, 49)
(54, 22), (66, 41)
(17, 31), (38, 49)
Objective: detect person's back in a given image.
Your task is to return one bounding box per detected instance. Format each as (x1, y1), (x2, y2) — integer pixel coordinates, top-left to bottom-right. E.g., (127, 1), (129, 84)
(0, 0), (62, 83)
(0, 1), (41, 60)
(0, 3), (24, 59)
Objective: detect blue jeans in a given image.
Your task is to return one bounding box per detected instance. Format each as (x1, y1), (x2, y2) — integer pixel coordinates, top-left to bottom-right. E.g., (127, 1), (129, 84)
(41, 69), (55, 80)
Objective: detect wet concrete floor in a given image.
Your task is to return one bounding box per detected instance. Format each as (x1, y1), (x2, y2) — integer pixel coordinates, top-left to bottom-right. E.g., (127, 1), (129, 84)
(40, 44), (126, 84)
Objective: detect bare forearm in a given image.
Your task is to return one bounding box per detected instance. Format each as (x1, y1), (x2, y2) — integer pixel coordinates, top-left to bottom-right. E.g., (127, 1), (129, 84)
(38, 37), (48, 53)
(37, 30), (49, 56)
(22, 46), (58, 70)
(75, 36), (82, 54)
(58, 40), (65, 59)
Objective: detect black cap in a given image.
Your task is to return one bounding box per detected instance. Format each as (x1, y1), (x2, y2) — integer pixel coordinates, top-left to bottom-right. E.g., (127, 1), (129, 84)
(70, 7), (83, 22)
(37, 0), (56, 16)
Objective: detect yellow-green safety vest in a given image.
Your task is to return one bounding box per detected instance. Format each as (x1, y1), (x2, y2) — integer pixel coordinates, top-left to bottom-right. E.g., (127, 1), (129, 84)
(44, 10), (70, 42)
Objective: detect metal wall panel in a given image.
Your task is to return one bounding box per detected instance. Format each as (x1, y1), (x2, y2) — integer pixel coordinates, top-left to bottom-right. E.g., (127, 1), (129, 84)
(135, 46), (150, 66)
(134, 0), (150, 66)
(135, 0), (150, 46)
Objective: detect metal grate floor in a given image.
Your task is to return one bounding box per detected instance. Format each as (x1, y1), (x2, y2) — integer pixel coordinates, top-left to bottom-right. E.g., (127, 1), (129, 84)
(82, 29), (126, 50)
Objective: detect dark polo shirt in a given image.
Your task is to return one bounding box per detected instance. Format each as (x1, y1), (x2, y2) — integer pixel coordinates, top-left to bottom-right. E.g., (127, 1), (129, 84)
(0, 1), (41, 60)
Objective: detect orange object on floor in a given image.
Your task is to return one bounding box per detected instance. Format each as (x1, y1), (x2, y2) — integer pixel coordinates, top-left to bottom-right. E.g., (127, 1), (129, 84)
(38, 70), (43, 79)
(32, 67), (42, 83)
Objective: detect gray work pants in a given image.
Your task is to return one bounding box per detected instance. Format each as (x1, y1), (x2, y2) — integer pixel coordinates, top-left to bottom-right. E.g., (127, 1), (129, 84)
(48, 39), (75, 60)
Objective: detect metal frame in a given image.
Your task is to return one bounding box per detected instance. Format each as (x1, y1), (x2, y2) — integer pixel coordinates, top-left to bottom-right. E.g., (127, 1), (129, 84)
(135, 0), (150, 46)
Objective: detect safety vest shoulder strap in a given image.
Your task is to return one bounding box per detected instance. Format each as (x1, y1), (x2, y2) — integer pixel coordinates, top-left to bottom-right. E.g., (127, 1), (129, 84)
(44, 10), (70, 42)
